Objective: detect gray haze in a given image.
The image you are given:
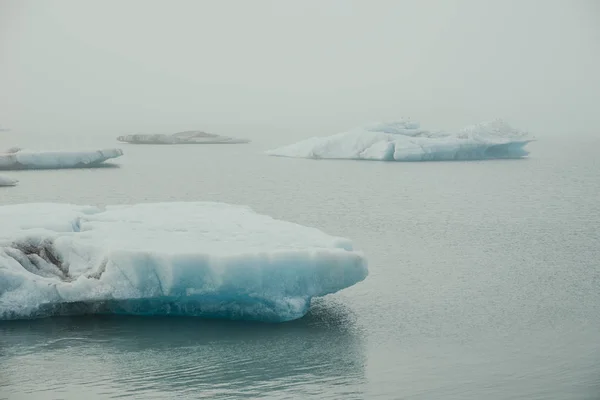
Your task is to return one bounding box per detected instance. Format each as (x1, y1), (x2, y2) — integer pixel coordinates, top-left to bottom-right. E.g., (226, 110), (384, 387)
(1, 0), (599, 142)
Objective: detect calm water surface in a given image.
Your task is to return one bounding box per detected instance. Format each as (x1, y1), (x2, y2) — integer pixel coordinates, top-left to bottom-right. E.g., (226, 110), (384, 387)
(1, 135), (599, 399)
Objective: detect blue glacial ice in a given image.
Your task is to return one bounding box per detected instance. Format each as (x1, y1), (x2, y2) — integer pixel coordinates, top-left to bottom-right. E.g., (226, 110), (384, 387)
(0, 202), (368, 322)
(266, 119), (533, 161)
(0, 148), (123, 170)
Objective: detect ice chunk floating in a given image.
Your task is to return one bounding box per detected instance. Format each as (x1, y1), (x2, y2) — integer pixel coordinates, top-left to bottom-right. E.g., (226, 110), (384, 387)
(0, 202), (367, 322)
(0, 148), (123, 170)
(117, 130), (250, 144)
(267, 119), (533, 161)
(0, 175), (18, 187)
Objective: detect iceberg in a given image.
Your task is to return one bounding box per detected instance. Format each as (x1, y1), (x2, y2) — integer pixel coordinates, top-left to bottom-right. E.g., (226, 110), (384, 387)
(0, 148), (123, 170)
(0, 175), (18, 187)
(117, 130), (250, 144)
(266, 119), (533, 161)
(0, 202), (367, 322)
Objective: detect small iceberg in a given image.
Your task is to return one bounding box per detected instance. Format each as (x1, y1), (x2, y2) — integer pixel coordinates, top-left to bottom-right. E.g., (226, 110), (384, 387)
(266, 119), (533, 162)
(0, 202), (368, 322)
(0, 175), (18, 187)
(117, 130), (250, 145)
(0, 148), (123, 170)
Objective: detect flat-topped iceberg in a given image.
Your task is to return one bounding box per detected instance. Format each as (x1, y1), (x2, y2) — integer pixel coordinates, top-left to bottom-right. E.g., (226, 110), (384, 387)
(0, 148), (123, 170)
(0, 202), (367, 322)
(0, 175), (18, 187)
(267, 119), (533, 161)
(117, 130), (250, 144)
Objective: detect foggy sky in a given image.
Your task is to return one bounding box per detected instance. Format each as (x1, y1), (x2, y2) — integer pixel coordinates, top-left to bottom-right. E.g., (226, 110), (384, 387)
(1, 0), (598, 140)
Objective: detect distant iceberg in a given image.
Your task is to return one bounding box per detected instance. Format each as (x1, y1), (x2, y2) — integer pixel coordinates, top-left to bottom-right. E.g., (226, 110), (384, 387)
(0, 148), (123, 170)
(117, 130), (250, 145)
(267, 119), (533, 161)
(0, 175), (18, 187)
(0, 202), (367, 322)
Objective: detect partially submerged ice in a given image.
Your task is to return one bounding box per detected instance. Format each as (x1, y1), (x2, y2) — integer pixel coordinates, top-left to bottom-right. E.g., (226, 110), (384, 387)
(0, 175), (18, 187)
(0, 202), (367, 322)
(266, 119), (533, 161)
(0, 148), (123, 170)
(117, 130), (250, 144)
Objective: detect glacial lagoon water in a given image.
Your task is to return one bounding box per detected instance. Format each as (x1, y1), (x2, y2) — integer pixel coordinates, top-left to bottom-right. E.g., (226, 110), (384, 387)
(1, 134), (599, 399)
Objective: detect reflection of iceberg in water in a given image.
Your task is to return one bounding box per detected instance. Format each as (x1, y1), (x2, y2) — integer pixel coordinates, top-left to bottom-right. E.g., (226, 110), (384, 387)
(0, 299), (366, 398)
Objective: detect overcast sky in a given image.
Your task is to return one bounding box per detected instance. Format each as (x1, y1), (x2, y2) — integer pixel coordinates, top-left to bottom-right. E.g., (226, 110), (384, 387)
(1, 0), (598, 140)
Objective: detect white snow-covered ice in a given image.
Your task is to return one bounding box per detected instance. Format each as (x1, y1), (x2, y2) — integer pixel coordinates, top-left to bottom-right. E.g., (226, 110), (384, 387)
(0, 202), (368, 322)
(267, 119), (533, 161)
(0, 148), (123, 170)
(0, 175), (18, 187)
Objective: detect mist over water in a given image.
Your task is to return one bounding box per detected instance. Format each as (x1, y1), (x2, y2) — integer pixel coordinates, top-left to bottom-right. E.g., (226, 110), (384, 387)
(1, 0), (599, 141)
(1, 1), (600, 399)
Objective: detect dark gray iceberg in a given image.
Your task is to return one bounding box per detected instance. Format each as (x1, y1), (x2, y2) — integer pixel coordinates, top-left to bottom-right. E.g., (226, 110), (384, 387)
(117, 130), (250, 145)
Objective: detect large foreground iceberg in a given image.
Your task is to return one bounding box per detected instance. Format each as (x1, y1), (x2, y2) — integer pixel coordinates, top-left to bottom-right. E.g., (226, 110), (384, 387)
(117, 130), (250, 144)
(0, 175), (18, 187)
(0, 202), (367, 322)
(0, 148), (123, 170)
(267, 119), (533, 161)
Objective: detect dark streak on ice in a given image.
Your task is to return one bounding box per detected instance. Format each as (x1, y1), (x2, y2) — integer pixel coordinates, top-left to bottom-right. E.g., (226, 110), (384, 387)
(8, 240), (71, 281)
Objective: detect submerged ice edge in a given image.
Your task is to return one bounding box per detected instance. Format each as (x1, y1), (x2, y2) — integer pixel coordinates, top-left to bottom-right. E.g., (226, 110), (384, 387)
(0, 296), (314, 323)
